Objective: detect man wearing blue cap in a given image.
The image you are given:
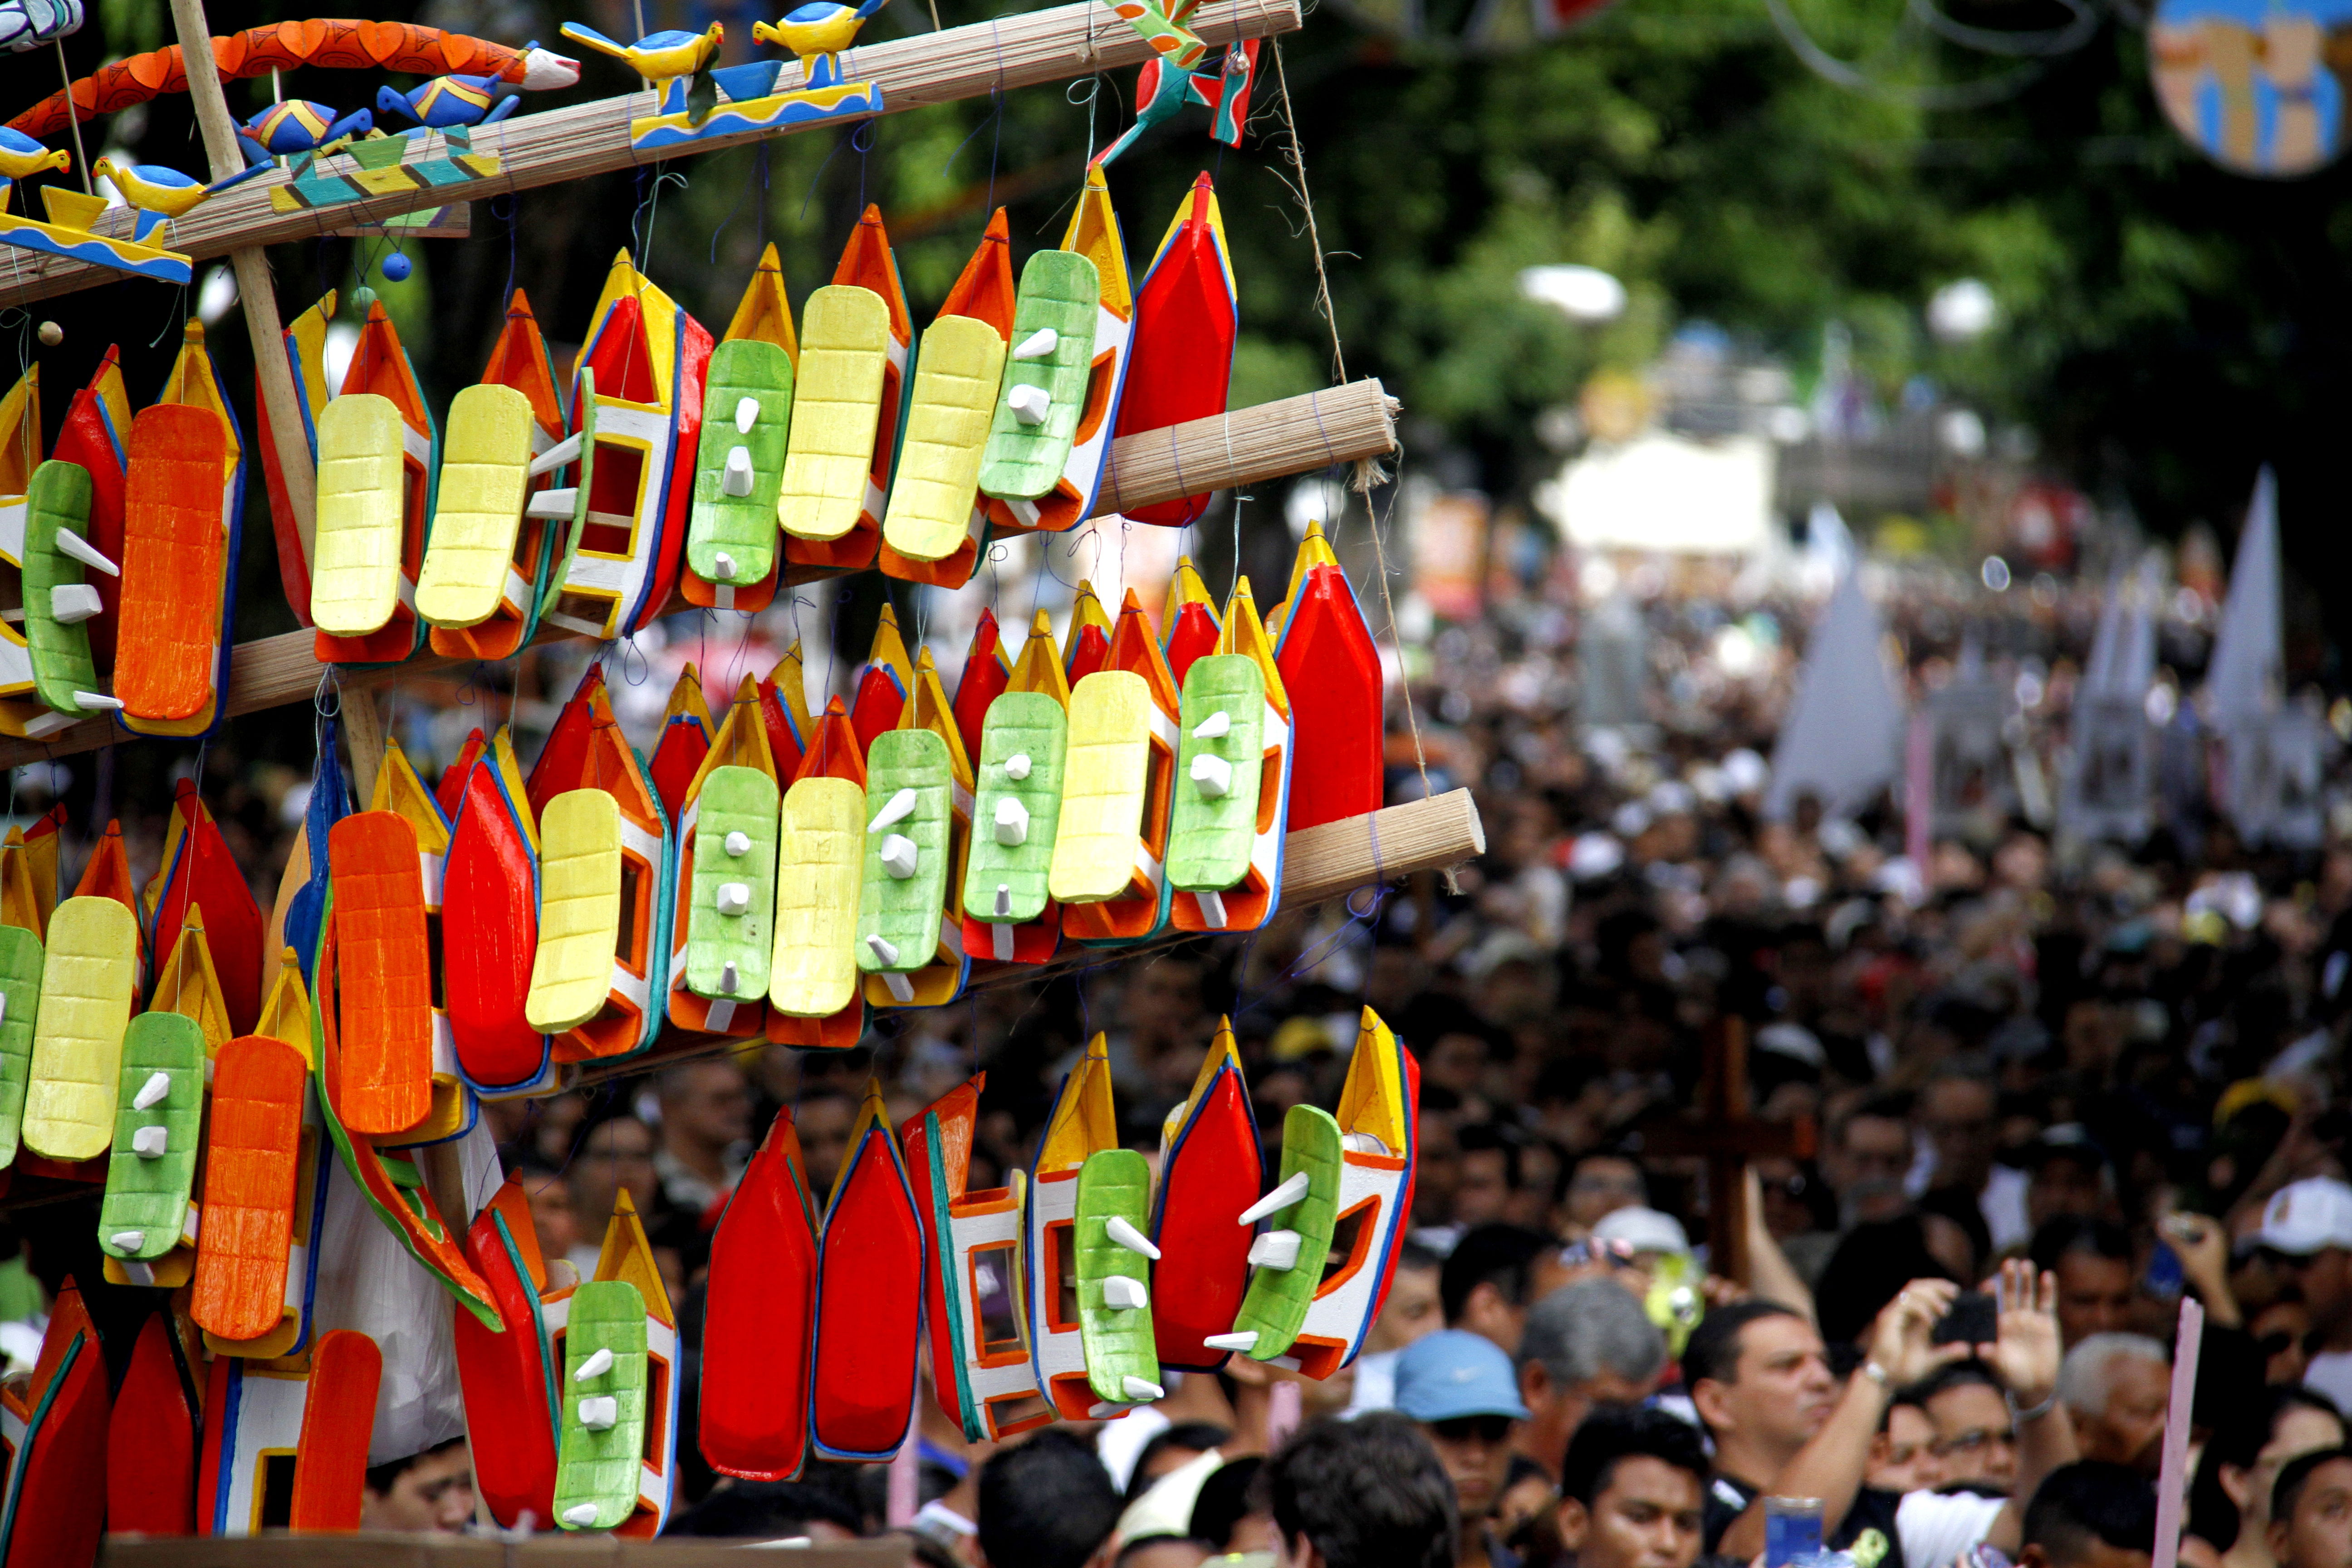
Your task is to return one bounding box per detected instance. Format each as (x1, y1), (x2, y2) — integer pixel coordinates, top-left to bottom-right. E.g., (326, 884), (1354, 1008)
(1396, 1328), (1536, 1568)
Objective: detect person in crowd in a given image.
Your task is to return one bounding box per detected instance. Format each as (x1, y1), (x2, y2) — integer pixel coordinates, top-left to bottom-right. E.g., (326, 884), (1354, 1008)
(975, 1429), (1125, 1568)
(1915, 1362), (2019, 1495)
(788, 1086), (859, 1203)
(564, 1110), (662, 1279)
(2186, 1388), (2346, 1568)
(1870, 1392), (1950, 1495)
(1554, 1405), (1708, 1568)
(1443, 1225), (1560, 1357)
(2019, 1127), (2111, 1234)
(1456, 1123), (1529, 1230)
(2269, 1449), (2352, 1568)
(1517, 1277), (1670, 1479)
(1396, 1328), (1534, 1568)
(2029, 1219), (2136, 1350)
(652, 1059), (752, 1217)
(1264, 1411), (1458, 1568)
(2256, 1179), (2352, 1409)
(359, 1439), (475, 1533)
(1357, 1241), (1449, 1412)
(2057, 1334), (2171, 1474)
(1561, 1153), (1650, 1239)
(1912, 1073), (2031, 1256)
(2016, 1462), (2158, 1568)
(1823, 1099), (1917, 1229)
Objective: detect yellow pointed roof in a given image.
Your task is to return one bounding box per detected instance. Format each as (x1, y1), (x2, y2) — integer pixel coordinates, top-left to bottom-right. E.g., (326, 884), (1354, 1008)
(0, 827), (41, 939)
(158, 321), (241, 473)
(725, 241), (799, 362)
(903, 648), (974, 786)
(582, 250), (679, 410)
(766, 641), (812, 739)
(665, 661), (715, 733)
(828, 1076), (898, 1212)
(0, 365), (40, 498)
(490, 726), (540, 851)
(689, 673), (779, 795)
(258, 946), (316, 1066)
(1006, 610), (1071, 705)
(1218, 576), (1289, 718)
(1061, 164), (1132, 322)
(1036, 1033), (1116, 1174)
(1062, 580), (1112, 667)
(1335, 1007), (1409, 1158)
(593, 1188), (676, 1327)
(866, 603), (915, 695)
(369, 740), (451, 855)
(1161, 1015), (1243, 1147)
(1164, 556), (1216, 628)
(152, 907), (234, 1057)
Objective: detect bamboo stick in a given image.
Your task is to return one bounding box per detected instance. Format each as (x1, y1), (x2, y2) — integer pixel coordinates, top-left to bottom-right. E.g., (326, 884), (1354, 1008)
(0, 0), (1300, 309)
(163, 0), (318, 575)
(572, 788), (1485, 1088)
(0, 378), (1396, 769)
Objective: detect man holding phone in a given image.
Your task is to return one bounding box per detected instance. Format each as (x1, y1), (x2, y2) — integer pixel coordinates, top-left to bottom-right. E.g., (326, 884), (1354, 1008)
(1693, 1260), (2078, 1568)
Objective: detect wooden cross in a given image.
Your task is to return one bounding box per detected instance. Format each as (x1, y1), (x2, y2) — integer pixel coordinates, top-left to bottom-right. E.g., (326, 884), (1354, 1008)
(1638, 1016), (1816, 1284)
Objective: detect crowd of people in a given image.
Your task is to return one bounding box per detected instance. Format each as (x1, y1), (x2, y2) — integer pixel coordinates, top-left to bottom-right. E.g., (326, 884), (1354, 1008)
(9, 514), (2352, 1566)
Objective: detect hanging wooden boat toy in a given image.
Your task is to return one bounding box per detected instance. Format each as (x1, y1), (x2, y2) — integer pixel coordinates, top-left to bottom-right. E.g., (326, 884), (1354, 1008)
(1162, 555), (1220, 684)
(1170, 578), (1292, 934)
(779, 206), (911, 574)
(767, 696), (868, 1051)
(1111, 172), (1237, 528)
(902, 1074), (1052, 1442)
(525, 659), (602, 821)
(0, 1279), (109, 1564)
(975, 208), (1101, 537)
(455, 1176), (575, 1530)
(0, 145), (199, 284)
(982, 164), (1132, 537)
(759, 641), (811, 780)
(526, 666), (674, 1065)
(195, 970), (328, 1359)
(108, 1310), (203, 1536)
(1076, 1120), (1164, 1409)
(648, 661), (715, 821)
(879, 209), (1017, 588)
(21, 890), (139, 1163)
(0, 805), (64, 941)
(288, 1330), (381, 1531)
(0, 917), (39, 1173)
(260, 291), (336, 625)
(0, 367), (83, 740)
(1026, 1034), (1127, 1417)
(196, 1325), (381, 1537)
(145, 907), (235, 1065)
(808, 1078), (924, 1460)
(1272, 520), (1385, 831)
(147, 777), (266, 1034)
(551, 1191), (679, 1536)
(701, 1106), (818, 1480)
(541, 251), (712, 641)
(1151, 1019), (1263, 1370)
(850, 603), (915, 755)
(1218, 1007), (1418, 1379)
(684, 244), (796, 612)
(325, 806), (436, 1138)
(56, 347), (130, 673)
(1056, 590), (1182, 945)
(421, 288), (581, 661)
(308, 879), (502, 1325)
(961, 609), (1068, 967)
(861, 649), (973, 1009)
(953, 606), (1010, 766)
(18, 454), (106, 723)
(366, 744), (475, 1143)
(446, 728), (553, 1095)
(310, 302), (435, 667)
(1063, 576), (1115, 682)
(667, 676), (782, 1041)
(96, 1011), (205, 1289)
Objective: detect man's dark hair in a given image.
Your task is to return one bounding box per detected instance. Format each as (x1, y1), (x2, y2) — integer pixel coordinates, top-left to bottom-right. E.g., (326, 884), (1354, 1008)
(1681, 1299), (1803, 1399)
(977, 1428), (1123, 1568)
(362, 1436), (465, 1498)
(2023, 1462), (2158, 1565)
(1909, 1359), (2004, 1405)
(1397, 1238), (1444, 1275)
(1458, 1122), (1526, 1191)
(2028, 1217), (2132, 1274)
(670, 1480), (865, 1538)
(1560, 1405), (1709, 1507)
(1123, 1421), (1233, 1504)
(1266, 1411), (1457, 1568)
(1440, 1224), (1553, 1325)
(1188, 1456), (1265, 1553)
(2273, 1447), (2352, 1529)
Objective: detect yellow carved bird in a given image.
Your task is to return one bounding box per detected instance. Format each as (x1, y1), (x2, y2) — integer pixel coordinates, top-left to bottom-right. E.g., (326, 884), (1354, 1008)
(0, 128), (69, 184)
(558, 20), (724, 83)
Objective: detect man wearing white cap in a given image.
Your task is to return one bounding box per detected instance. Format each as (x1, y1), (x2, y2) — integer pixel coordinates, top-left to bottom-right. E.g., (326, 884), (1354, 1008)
(2258, 1178), (2352, 1409)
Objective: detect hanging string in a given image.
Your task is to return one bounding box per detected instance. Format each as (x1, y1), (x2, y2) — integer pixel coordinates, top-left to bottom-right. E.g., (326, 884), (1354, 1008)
(1265, 41), (1346, 387)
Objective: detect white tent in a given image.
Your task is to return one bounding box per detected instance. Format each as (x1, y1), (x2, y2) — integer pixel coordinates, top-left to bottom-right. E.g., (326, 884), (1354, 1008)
(1766, 571), (1908, 819)
(2205, 467), (2282, 725)
(2061, 556), (2160, 843)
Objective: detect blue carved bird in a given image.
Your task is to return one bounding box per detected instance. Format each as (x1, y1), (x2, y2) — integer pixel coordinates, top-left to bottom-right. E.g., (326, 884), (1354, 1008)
(236, 100), (375, 166)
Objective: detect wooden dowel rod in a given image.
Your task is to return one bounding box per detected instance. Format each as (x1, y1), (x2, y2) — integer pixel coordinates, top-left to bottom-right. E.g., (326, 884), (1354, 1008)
(0, 378), (1397, 768)
(0, 0), (1301, 308)
(572, 788), (1485, 1088)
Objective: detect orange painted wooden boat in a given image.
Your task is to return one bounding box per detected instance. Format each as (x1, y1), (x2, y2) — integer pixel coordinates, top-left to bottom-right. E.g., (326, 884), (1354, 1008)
(368, 743), (475, 1146)
(528, 666), (672, 1064)
(960, 609), (1066, 967)
(758, 642), (809, 782)
(850, 603), (914, 756)
(120, 322), (244, 736)
(1151, 1020), (1263, 1370)
(1064, 590), (1181, 945)
(146, 777), (266, 1035)
(1162, 555), (1220, 685)
(701, 1108), (818, 1480)
(324, 811), (432, 1136)
(444, 728), (550, 1093)
(785, 206), (910, 576)
(454, 1178), (572, 1530)
(876, 210), (1016, 589)
(192, 1032), (308, 1344)
(765, 697), (867, 1052)
(903, 1074), (1052, 1442)
(663, 676), (779, 1041)
(312, 303), (434, 666)
(1274, 522), (1385, 830)
(648, 662), (714, 822)
(808, 1079), (923, 1460)
(286, 1330), (379, 1531)
(428, 289), (571, 661)
(106, 1310), (201, 1536)
(681, 244), (795, 614)
(0, 1280), (109, 1563)
(1111, 172), (1236, 528)
(953, 607), (1010, 766)
(54, 346), (130, 675)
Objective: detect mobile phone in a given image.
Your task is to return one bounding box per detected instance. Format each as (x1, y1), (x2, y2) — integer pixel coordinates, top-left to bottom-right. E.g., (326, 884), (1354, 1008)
(2144, 1241), (2185, 1303)
(1932, 1290), (1999, 1346)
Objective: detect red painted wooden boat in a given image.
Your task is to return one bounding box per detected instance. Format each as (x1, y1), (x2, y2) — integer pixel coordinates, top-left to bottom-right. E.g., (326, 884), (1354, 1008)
(106, 1311), (201, 1536)
(1150, 1020), (1263, 1370)
(952, 607), (1010, 767)
(1161, 556), (1220, 686)
(647, 663), (713, 823)
(0, 1279), (109, 1567)
(54, 346), (129, 673)
(701, 1109), (819, 1480)
(1063, 578), (1113, 683)
(808, 1080), (923, 1460)
(453, 1179), (568, 1529)
(850, 604), (914, 756)
(287, 1330), (380, 1532)
(525, 660), (603, 822)
(759, 642), (809, 782)
(1273, 525), (1385, 831)
(146, 777), (265, 1035)
(444, 729), (549, 1092)
(1111, 173), (1236, 527)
